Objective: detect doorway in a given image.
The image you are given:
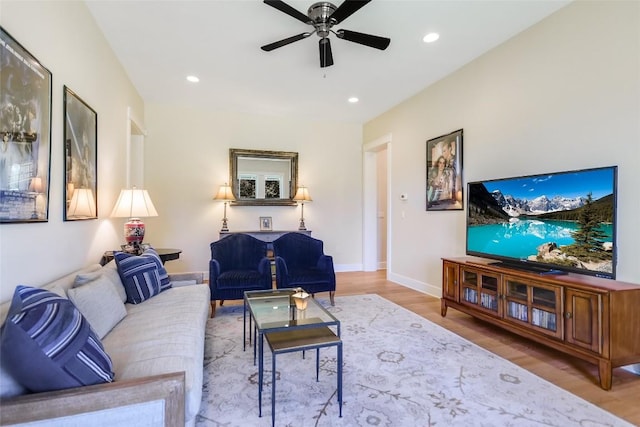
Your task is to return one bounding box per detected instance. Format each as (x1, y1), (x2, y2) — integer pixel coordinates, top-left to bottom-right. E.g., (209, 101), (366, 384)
(363, 134), (391, 272)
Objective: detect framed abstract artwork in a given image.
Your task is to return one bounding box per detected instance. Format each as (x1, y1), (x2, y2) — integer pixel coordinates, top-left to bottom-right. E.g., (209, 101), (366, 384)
(0, 27), (52, 223)
(426, 129), (463, 211)
(64, 86), (97, 220)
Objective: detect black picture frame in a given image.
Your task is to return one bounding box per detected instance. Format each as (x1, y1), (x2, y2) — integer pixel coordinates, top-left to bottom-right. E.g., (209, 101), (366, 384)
(426, 129), (463, 211)
(64, 86), (97, 220)
(0, 27), (52, 223)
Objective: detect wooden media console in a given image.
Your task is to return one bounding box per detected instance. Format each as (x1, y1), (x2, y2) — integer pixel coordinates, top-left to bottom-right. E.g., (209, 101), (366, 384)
(441, 257), (640, 390)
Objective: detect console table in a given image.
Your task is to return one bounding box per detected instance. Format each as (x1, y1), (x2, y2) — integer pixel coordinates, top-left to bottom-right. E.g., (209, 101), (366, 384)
(441, 256), (640, 390)
(219, 230), (311, 242)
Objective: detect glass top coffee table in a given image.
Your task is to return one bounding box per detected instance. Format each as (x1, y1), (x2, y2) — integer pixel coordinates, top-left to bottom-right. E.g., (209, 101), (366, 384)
(244, 289), (341, 420)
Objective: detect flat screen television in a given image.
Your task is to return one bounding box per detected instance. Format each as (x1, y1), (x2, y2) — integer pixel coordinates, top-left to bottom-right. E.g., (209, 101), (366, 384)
(466, 166), (617, 279)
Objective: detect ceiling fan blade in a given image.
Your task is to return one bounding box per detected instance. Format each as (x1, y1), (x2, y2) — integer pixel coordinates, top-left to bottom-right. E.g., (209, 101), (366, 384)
(329, 0), (371, 24)
(263, 0), (311, 24)
(336, 29), (390, 50)
(261, 33), (311, 52)
(319, 38), (334, 68)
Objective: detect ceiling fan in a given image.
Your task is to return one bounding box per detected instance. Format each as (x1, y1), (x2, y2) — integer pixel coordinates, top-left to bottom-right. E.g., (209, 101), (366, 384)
(261, 0), (390, 68)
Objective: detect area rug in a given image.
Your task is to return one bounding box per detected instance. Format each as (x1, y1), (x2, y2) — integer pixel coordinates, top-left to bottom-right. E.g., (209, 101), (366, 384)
(196, 294), (631, 427)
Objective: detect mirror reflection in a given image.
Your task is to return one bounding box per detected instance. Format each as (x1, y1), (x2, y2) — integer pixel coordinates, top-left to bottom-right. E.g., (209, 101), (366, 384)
(230, 149), (298, 206)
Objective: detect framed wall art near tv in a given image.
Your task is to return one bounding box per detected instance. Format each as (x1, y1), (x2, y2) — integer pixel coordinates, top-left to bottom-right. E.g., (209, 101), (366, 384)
(64, 86), (97, 220)
(0, 27), (53, 223)
(426, 129), (463, 211)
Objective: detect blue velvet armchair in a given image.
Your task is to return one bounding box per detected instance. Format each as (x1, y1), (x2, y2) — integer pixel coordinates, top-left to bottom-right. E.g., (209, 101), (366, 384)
(209, 233), (272, 316)
(273, 233), (336, 305)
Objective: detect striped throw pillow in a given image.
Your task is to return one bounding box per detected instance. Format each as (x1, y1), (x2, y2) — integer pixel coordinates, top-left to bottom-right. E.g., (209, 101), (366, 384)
(115, 251), (162, 304)
(0, 286), (114, 393)
(140, 248), (172, 292)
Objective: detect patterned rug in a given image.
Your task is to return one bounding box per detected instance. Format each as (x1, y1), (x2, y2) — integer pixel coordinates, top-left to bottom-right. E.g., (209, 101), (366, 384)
(196, 294), (631, 427)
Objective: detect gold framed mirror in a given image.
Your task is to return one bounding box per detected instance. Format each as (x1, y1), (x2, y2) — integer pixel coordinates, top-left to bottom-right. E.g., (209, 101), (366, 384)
(229, 149), (298, 206)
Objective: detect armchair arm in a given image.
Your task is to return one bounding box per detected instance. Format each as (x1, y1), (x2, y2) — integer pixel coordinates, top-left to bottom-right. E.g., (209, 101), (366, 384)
(316, 255), (334, 272)
(0, 372), (185, 427)
(209, 259), (221, 286)
(274, 256), (289, 289)
(258, 257), (272, 276)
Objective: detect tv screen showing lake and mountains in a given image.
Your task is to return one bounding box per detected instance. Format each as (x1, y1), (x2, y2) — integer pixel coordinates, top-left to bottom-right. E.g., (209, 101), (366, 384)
(467, 167), (616, 277)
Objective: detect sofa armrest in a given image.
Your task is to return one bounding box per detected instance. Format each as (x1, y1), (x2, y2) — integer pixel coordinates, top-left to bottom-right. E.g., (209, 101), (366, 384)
(169, 271), (205, 286)
(0, 372), (185, 427)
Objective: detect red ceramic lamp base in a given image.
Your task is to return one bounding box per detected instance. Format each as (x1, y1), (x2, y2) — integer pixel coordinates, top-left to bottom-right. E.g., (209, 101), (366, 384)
(124, 218), (145, 245)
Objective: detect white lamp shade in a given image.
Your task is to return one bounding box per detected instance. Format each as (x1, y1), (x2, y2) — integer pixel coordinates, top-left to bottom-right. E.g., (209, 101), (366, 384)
(214, 184), (236, 201)
(293, 186), (312, 202)
(110, 188), (158, 218)
(68, 188), (97, 218)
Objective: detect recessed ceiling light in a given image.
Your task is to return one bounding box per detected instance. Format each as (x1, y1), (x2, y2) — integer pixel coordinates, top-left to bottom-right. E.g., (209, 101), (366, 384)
(186, 75), (200, 83)
(348, 97), (359, 103)
(423, 33), (440, 43)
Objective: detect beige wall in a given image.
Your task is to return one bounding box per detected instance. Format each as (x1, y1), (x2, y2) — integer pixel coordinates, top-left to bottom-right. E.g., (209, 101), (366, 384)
(142, 103), (363, 276)
(0, 1), (144, 302)
(364, 0), (640, 294)
(1, 1), (638, 304)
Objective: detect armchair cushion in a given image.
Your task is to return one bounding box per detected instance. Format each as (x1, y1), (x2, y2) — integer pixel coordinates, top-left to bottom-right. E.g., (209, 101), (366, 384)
(217, 269), (270, 289)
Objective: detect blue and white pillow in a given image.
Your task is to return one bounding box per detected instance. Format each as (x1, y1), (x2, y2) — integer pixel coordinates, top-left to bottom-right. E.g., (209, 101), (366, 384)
(140, 248), (172, 292)
(0, 286), (114, 393)
(115, 252), (162, 304)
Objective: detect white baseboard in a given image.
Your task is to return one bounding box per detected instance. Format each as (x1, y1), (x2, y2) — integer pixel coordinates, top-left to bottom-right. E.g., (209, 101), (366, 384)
(387, 271), (441, 298)
(334, 264), (363, 272)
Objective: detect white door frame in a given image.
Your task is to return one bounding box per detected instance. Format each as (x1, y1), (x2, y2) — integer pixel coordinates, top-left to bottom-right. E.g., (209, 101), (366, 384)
(363, 133), (392, 272)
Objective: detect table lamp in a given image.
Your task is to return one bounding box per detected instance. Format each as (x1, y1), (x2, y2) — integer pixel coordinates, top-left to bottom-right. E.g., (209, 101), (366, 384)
(110, 187), (158, 246)
(214, 183), (235, 232)
(67, 188), (97, 219)
(293, 186), (312, 231)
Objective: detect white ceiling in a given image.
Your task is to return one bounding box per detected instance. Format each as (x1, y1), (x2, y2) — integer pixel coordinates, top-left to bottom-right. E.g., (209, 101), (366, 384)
(86, 0), (570, 124)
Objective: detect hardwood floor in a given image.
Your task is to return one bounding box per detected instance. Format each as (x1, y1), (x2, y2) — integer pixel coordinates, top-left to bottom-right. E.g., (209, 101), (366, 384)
(335, 270), (640, 425)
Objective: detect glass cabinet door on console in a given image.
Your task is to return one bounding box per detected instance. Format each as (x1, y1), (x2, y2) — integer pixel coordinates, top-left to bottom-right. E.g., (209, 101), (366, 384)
(460, 267), (501, 317)
(504, 276), (563, 339)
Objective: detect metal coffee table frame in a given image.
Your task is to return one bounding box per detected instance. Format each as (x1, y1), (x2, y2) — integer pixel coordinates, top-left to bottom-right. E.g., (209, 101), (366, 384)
(265, 327), (343, 427)
(243, 289), (342, 424)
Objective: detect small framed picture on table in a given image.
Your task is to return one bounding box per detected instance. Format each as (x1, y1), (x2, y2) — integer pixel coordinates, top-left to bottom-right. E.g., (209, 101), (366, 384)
(260, 216), (272, 231)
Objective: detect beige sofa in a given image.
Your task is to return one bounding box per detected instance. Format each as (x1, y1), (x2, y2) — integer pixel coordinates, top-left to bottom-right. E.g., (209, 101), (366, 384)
(0, 262), (210, 427)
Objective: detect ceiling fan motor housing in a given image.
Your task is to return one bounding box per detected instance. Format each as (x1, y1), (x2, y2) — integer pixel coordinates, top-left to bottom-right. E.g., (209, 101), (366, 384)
(261, 0), (390, 67)
(308, 2), (337, 38)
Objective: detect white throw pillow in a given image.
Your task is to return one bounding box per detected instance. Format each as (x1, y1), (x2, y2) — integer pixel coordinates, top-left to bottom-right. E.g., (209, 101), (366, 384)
(76, 265), (127, 303)
(68, 274), (127, 339)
